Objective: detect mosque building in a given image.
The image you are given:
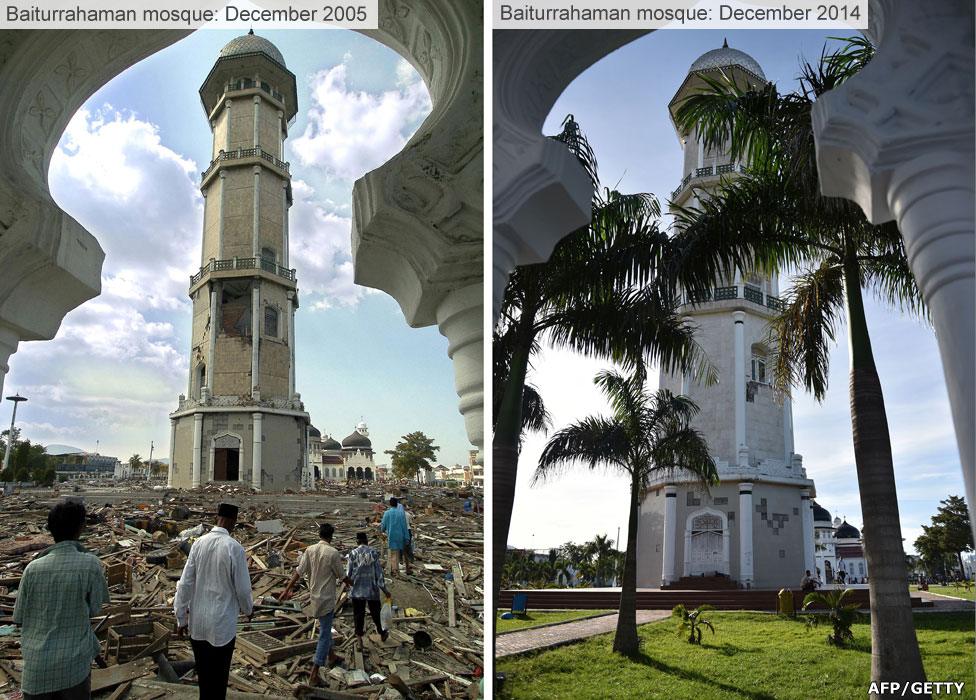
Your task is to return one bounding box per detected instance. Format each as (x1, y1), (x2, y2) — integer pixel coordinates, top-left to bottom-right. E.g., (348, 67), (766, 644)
(167, 32), (309, 491)
(342, 421), (376, 481)
(636, 42), (819, 590)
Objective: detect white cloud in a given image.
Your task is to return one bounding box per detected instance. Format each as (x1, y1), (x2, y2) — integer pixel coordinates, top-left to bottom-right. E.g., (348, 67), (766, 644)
(290, 57), (431, 180)
(289, 179), (375, 309)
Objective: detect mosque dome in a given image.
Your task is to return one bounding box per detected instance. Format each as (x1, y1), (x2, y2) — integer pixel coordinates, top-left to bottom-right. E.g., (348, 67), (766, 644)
(219, 30), (286, 67)
(812, 501), (832, 523)
(308, 425), (321, 438)
(834, 521), (861, 539)
(688, 39), (765, 80)
(342, 429), (372, 449)
(322, 436), (342, 451)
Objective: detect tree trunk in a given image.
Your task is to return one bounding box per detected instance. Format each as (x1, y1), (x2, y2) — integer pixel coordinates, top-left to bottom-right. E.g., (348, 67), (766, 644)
(613, 472), (641, 655)
(843, 258), (928, 698)
(492, 327), (533, 629)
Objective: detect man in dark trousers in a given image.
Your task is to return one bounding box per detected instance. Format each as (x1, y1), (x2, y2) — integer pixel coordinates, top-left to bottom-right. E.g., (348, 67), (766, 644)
(174, 503), (253, 699)
(15, 500), (109, 699)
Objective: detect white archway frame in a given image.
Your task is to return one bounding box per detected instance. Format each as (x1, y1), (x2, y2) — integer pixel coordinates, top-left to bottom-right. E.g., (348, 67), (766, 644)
(682, 507), (730, 577)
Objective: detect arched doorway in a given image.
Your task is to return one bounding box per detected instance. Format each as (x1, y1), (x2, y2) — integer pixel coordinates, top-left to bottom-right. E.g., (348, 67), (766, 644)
(364, 467), (373, 482)
(684, 509), (730, 577)
(212, 433), (241, 481)
(824, 560), (833, 584)
(347, 467), (355, 480)
(355, 467), (364, 480)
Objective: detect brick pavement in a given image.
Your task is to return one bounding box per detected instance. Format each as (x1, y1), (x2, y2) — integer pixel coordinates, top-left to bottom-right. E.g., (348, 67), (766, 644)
(495, 610), (671, 657)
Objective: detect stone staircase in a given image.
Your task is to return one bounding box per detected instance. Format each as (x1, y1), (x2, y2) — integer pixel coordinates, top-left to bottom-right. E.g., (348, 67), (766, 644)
(662, 575), (739, 591)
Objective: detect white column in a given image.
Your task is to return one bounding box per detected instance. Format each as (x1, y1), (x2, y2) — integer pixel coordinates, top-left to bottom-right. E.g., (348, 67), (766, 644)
(252, 412), (263, 490)
(200, 192), (209, 267)
(208, 440), (216, 482)
(251, 285), (260, 397)
(252, 166), (261, 257)
(281, 183), (289, 267)
(739, 482), (754, 587)
(662, 485), (678, 586)
(784, 395), (794, 463)
(801, 489), (816, 576)
(732, 311), (746, 464)
(217, 171), (227, 259)
(288, 294), (296, 398)
(277, 110), (284, 159)
(435, 283), (484, 454)
(191, 413), (203, 488)
(207, 286), (218, 392)
(811, 0), (974, 523)
(252, 95), (260, 148)
(167, 418), (176, 488)
(0, 327), (18, 401)
(224, 100), (232, 152)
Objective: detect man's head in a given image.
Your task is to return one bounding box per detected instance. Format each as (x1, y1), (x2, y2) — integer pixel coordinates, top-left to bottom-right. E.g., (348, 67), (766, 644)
(48, 501), (86, 542)
(216, 502), (239, 530)
(319, 522), (335, 542)
(805, 570), (811, 576)
(356, 532), (368, 545)
(389, 497), (398, 508)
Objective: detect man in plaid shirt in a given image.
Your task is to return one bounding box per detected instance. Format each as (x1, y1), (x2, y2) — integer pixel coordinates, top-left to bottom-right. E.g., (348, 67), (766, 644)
(14, 500), (109, 699)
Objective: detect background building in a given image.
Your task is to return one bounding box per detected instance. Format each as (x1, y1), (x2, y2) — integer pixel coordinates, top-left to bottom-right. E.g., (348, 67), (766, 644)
(342, 421), (375, 481)
(636, 43), (817, 590)
(168, 32), (310, 491)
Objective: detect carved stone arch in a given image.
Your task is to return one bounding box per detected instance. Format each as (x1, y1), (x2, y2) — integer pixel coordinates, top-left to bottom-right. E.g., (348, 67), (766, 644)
(683, 507), (730, 577)
(0, 1), (484, 455)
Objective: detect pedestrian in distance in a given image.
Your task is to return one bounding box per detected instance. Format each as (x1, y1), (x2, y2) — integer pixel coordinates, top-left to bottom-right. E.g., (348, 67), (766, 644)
(174, 503), (253, 700)
(15, 500), (109, 700)
(280, 522), (346, 686)
(347, 532), (390, 647)
(381, 497), (411, 576)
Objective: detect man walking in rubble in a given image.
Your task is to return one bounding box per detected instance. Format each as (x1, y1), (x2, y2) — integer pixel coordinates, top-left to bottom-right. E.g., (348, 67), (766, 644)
(347, 532), (390, 647)
(280, 522), (345, 686)
(174, 502), (252, 700)
(15, 500), (109, 700)
(381, 497), (411, 576)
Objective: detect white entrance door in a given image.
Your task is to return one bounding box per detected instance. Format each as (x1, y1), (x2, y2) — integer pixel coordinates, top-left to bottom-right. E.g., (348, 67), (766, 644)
(689, 514), (725, 575)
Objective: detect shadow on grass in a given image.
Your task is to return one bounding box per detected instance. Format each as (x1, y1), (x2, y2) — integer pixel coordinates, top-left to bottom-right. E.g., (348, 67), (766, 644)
(622, 649), (777, 700)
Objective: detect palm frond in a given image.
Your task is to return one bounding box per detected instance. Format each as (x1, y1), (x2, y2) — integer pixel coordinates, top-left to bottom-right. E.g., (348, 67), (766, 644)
(769, 261), (845, 401)
(534, 416), (630, 483)
(521, 383), (552, 436)
(548, 114), (599, 194)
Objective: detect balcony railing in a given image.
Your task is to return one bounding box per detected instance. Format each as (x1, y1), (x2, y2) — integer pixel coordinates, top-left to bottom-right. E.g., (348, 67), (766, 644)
(682, 284), (785, 312)
(670, 163), (748, 200)
(201, 147), (290, 181)
(225, 79), (285, 104)
(190, 257), (296, 286)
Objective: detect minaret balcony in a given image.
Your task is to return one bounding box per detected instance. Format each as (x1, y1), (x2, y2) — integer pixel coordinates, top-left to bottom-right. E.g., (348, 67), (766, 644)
(201, 147), (290, 185)
(190, 256), (297, 289)
(670, 163), (748, 203)
(682, 284), (784, 313)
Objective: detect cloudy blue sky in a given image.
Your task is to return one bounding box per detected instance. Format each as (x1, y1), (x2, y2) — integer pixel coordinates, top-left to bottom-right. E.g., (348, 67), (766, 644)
(4, 29), (474, 468)
(507, 29), (965, 557)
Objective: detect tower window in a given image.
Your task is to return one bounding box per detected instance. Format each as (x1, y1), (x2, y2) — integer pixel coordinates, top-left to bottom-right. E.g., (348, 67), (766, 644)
(751, 356), (766, 383)
(264, 306), (279, 338)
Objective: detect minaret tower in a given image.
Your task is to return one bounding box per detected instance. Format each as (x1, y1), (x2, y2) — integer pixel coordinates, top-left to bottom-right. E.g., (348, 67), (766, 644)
(636, 42), (817, 590)
(168, 32), (310, 492)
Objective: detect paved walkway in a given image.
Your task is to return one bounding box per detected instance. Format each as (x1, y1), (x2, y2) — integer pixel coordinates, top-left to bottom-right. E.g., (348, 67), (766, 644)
(913, 590), (975, 613)
(496, 610), (671, 658)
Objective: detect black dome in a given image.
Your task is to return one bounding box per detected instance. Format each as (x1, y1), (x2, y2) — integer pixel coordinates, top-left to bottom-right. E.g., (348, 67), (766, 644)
(812, 501), (832, 523)
(308, 425), (321, 438)
(342, 430), (372, 449)
(322, 436), (342, 451)
(835, 521), (861, 539)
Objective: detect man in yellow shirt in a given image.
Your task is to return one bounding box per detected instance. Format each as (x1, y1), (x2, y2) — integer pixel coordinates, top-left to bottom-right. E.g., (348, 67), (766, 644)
(282, 522), (346, 686)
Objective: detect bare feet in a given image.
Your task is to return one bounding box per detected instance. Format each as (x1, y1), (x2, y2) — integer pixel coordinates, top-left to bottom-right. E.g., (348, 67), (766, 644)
(308, 664), (320, 686)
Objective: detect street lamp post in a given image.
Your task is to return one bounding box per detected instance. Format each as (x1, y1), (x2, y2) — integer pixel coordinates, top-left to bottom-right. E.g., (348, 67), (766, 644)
(147, 440), (154, 481)
(2, 394), (27, 477)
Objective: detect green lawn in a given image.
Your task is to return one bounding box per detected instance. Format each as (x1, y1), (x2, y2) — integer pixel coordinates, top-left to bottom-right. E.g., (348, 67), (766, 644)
(912, 584), (976, 601)
(497, 612), (975, 699)
(497, 609), (613, 634)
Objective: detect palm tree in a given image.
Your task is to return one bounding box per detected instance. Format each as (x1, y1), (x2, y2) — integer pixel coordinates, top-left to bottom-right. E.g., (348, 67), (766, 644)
(534, 369), (717, 655)
(493, 117), (714, 611)
(669, 38), (928, 687)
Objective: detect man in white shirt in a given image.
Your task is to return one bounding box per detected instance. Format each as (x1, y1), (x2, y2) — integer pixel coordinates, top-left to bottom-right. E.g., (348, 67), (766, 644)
(174, 503), (253, 700)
